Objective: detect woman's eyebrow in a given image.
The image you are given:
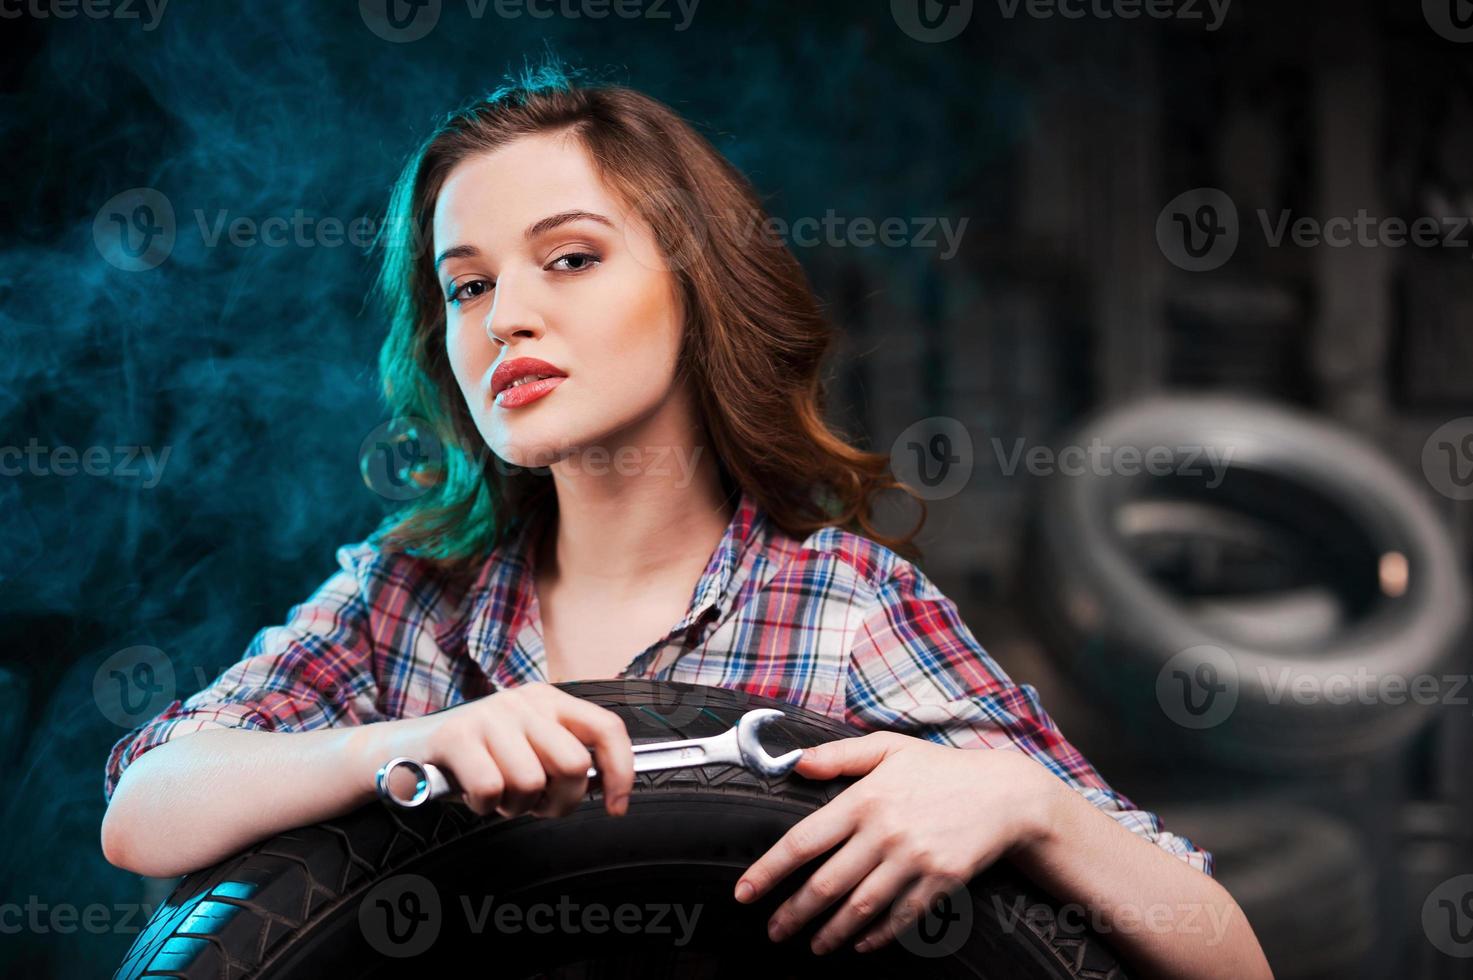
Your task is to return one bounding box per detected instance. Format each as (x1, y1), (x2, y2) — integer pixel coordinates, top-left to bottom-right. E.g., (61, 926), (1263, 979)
(524, 209), (614, 240)
(434, 211), (615, 272)
(433, 243), (480, 271)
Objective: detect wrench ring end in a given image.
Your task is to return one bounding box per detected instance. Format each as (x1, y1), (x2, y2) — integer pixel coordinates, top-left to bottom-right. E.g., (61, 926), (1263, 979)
(378, 756), (435, 809)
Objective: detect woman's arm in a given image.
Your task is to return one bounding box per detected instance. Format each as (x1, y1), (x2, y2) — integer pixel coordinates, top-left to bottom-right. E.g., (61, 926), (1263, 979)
(1008, 750), (1270, 980)
(101, 721), (388, 878)
(100, 540), (390, 876)
(736, 734), (1271, 979)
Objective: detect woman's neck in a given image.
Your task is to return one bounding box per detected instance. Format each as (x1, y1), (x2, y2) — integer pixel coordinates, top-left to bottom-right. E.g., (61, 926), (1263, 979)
(535, 453), (736, 603)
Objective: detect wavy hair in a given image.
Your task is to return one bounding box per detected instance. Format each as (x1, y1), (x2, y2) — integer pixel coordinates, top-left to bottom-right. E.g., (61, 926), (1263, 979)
(367, 61), (925, 580)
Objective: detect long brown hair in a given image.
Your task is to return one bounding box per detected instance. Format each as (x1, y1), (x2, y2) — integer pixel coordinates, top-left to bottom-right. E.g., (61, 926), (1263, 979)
(369, 60), (925, 579)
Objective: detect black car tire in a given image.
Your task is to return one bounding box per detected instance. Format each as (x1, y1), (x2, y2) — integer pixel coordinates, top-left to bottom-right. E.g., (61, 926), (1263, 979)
(114, 679), (1133, 979)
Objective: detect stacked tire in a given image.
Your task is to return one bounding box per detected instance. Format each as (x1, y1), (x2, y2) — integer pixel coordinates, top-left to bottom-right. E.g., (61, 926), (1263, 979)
(1022, 395), (1470, 979)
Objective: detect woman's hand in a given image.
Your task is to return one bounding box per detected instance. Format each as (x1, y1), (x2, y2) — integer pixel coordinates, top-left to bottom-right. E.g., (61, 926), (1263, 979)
(733, 731), (1056, 956)
(378, 683), (636, 819)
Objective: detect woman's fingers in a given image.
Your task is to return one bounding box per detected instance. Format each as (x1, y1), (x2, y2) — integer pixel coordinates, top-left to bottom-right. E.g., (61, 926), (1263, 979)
(553, 697), (636, 815)
(523, 717), (595, 817)
(480, 712), (549, 816)
(440, 742), (505, 817)
(420, 685), (635, 820)
(766, 832), (887, 946)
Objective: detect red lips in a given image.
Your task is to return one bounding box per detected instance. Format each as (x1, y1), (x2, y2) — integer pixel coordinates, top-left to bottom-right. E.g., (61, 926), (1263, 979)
(490, 357), (568, 398)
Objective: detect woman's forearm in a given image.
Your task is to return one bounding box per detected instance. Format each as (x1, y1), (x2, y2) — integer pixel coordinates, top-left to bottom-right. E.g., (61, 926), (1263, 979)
(1009, 773), (1273, 980)
(101, 722), (389, 879)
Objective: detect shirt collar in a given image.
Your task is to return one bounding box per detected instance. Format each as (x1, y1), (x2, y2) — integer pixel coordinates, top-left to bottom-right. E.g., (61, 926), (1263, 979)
(446, 487), (768, 675)
(672, 486), (765, 633)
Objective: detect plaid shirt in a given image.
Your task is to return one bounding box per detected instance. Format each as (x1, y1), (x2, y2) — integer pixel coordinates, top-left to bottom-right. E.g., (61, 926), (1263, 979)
(103, 489), (1212, 876)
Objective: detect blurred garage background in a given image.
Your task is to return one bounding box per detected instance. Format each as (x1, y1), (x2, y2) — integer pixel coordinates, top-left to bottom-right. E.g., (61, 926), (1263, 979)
(1, 0), (1470, 976)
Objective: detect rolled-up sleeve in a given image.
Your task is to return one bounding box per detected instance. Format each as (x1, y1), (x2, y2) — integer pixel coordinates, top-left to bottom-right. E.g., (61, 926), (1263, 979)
(840, 561), (1214, 877)
(102, 541), (385, 804)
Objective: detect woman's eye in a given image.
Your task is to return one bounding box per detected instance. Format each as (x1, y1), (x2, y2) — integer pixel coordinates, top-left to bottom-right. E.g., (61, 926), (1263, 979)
(447, 279), (492, 305)
(549, 251), (601, 273)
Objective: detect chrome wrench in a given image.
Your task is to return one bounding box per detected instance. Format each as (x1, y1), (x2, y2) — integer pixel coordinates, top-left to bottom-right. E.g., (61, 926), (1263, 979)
(376, 707), (803, 809)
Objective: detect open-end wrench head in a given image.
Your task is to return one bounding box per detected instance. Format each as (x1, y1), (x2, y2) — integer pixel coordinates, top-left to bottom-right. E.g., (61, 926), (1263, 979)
(735, 708), (804, 777)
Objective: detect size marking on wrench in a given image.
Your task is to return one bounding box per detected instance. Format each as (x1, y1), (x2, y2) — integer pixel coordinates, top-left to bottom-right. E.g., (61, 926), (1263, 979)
(376, 707), (804, 810)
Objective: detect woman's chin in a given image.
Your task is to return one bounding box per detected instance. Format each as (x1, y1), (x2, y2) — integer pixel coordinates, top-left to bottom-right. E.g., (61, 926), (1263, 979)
(493, 446), (563, 471)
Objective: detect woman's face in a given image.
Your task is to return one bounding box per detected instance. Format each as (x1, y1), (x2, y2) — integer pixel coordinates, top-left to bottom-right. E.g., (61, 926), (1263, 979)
(433, 129), (686, 471)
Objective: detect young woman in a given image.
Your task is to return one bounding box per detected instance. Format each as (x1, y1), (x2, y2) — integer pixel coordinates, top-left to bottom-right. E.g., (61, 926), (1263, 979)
(101, 64), (1270, 977)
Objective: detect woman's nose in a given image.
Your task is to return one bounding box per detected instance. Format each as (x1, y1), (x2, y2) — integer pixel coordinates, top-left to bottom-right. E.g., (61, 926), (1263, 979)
(483, 277), (546, 346)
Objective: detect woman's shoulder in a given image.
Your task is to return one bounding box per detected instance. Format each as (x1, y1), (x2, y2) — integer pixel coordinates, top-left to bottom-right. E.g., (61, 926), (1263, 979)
(777, 522), (937, 603)
(326, 535), (487, 622)
(330, 536), (424, 588)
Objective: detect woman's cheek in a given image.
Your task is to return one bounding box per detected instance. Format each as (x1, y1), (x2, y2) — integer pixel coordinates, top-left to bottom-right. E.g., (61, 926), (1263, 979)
(445, 317), (488, 399)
